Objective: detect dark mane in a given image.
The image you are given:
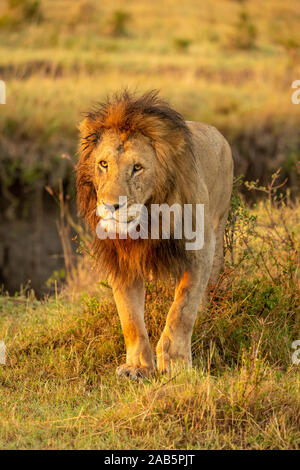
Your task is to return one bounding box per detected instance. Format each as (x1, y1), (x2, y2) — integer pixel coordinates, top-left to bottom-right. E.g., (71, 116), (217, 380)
(85, 89), (192, 144)
(76, 90), (197, 284)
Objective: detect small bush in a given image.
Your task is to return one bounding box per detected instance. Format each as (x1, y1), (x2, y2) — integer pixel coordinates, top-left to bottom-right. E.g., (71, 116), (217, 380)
(231, 9), (257, 49)
(22, 0), (42, 22)
(0, 0), (42, 29)
(108, 10), (131, 37)
(173, 37), (192, 52)
(0, 13), (19, 28)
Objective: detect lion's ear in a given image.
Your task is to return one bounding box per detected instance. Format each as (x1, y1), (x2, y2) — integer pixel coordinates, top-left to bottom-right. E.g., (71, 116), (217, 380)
(78, 117), (91, 138)
(78, 116), (98, 162)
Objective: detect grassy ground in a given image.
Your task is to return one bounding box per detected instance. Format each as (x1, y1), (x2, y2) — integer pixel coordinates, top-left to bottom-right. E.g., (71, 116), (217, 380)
(0, 184), (299, 449)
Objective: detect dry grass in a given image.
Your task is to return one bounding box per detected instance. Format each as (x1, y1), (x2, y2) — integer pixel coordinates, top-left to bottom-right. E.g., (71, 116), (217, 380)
(0, 0), (300, 188)
(0, 189), (299, 449)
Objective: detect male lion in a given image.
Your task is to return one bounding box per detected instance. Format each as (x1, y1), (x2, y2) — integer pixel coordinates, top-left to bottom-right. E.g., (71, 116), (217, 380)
(76, 90), (233, 379)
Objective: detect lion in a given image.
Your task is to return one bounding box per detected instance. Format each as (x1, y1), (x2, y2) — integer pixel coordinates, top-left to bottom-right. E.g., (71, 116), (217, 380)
(76, 90), (233, 379)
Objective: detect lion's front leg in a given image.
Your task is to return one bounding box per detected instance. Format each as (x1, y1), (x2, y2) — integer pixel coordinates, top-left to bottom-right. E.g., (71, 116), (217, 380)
(112, 277), (155, 380)
(156, 242), (214, 373)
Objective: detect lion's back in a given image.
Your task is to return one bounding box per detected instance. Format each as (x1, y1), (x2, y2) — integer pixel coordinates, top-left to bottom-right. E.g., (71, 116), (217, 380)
(187, 121), (233, 221)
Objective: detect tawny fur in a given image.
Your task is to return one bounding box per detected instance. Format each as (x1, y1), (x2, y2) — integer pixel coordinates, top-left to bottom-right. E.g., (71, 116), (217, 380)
(76, 90), (233, 378)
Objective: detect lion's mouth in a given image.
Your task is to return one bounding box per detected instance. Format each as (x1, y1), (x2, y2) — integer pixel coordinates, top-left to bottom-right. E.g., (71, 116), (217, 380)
(101, 215), (139, 224)
(96, 202), (148, 238)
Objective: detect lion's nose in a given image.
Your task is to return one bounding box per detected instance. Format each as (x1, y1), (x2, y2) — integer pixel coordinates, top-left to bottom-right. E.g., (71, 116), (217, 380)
(103, 201), (125, 213)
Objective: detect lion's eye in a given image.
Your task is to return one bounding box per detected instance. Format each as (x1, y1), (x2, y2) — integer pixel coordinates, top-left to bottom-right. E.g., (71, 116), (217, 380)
(133, 163), (143, 172)
(99, 160), (108, 169)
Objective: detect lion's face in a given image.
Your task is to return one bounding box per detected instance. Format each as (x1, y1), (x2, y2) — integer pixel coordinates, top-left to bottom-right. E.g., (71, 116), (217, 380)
(92, 130), (157, 235)
(76, 90), (196, 282)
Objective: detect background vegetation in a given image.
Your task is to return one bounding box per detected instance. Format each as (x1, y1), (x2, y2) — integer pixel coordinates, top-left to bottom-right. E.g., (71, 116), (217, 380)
(0, 0), (299, 450)
(0, 0), (300, 189)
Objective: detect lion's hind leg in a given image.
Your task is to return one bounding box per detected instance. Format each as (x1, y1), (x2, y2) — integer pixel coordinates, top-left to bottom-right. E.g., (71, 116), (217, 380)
(201, 210), (229, 308)
(208, 210), (229, 286)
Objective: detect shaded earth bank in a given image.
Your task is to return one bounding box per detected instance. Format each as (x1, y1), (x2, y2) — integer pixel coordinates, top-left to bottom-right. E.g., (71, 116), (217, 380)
(0, 123), (299, 294)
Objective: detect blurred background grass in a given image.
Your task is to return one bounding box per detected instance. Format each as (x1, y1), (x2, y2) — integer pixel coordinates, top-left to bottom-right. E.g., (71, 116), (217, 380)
(1, 0), (300, 181)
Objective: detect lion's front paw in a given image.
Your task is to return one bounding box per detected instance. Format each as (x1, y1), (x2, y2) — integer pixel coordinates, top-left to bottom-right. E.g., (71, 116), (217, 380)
(157, 353), (191, 374)
(116, 364), (154, 381)
(156, 352), (171, 374)
(156, 332), (192, 374)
